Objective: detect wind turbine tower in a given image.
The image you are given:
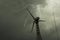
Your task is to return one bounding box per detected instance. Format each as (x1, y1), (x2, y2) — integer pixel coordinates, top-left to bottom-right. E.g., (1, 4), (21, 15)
(26, 8), (45, 40)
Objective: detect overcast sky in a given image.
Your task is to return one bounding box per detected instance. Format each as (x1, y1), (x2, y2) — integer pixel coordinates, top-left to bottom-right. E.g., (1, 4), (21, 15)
(0, 0), (60, 40)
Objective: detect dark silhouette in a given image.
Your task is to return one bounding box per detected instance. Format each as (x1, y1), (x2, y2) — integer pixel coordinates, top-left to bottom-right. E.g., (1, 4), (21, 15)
(26, 8), (45, 40)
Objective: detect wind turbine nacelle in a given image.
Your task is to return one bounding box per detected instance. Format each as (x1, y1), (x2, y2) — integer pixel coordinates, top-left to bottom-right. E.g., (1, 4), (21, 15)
(35, 17), (40, 21)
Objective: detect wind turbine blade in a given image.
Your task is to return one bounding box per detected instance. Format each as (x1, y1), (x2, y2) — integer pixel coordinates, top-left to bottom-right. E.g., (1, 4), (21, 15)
(26, 8), (35, 20)
(31, 22), (35, 32)
(39, 20), (45, 22)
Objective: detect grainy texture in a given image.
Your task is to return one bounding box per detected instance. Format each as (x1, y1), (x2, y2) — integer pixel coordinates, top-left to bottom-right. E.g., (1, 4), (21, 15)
(0, 0), (60, 40)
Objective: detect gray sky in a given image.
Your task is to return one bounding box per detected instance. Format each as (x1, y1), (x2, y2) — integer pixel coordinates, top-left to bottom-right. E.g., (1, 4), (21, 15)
(0, 0), (60, 40)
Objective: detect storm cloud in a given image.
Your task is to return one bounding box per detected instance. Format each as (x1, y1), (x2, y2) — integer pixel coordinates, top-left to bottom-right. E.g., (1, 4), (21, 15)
(0, 0), (60, 40)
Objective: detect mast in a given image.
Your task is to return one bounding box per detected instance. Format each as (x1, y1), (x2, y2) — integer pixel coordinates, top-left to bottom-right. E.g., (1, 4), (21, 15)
(36, 21), (42, 40)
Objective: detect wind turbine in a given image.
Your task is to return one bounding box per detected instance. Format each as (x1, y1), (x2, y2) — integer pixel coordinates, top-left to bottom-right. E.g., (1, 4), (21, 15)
(26, 8), (45, 40)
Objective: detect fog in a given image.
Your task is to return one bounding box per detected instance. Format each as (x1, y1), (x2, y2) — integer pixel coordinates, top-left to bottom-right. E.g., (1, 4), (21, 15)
(0, 0), (60, 40)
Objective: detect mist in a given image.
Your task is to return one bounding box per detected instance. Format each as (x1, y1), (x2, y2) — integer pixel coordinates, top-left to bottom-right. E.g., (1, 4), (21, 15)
(0, 0), (60, 40)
